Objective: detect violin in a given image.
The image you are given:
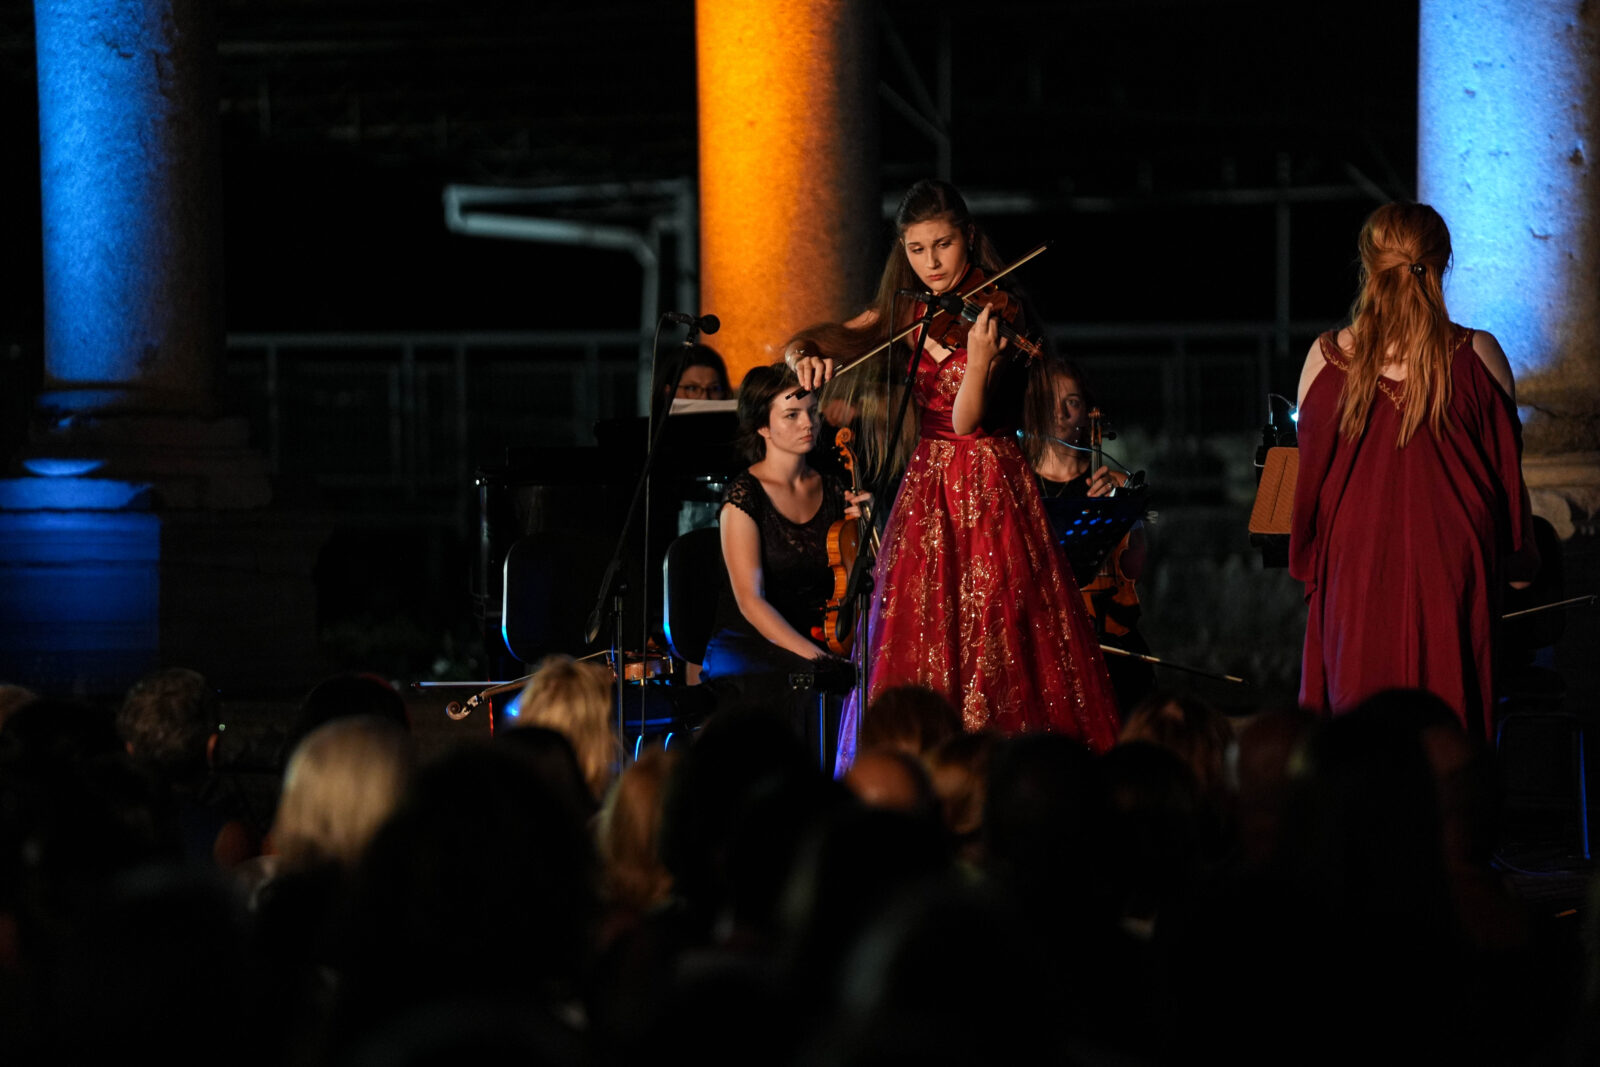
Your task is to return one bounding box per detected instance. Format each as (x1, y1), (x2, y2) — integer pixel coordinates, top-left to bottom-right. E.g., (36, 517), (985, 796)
(922, 265), (1044, 362)
(1077, 408), (1142, 637)
(796, 242), (1052, 390)
(813, 427), (877, 655)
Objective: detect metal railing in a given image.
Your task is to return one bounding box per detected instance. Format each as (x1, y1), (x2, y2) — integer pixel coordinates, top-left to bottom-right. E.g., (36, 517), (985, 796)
(223, 330), (644, 504)
(223, 320), (1326, 503)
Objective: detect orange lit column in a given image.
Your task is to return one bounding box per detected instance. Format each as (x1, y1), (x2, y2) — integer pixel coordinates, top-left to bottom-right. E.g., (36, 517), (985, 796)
(697, 0), (879, 383)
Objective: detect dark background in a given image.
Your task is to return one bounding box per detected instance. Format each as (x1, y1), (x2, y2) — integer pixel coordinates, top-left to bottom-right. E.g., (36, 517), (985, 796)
(0, 0), (1417, 339)
(0, 0), (1423, 689)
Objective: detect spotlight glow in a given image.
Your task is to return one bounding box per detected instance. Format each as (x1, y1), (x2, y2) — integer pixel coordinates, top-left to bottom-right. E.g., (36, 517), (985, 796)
(22, 458), (105, 477)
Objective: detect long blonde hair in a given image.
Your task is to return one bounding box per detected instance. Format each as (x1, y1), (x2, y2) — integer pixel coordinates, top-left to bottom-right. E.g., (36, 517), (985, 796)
(513, 655), (619, 800)
(1339, 203), (1457, 446)
(274, 715), (414, 871)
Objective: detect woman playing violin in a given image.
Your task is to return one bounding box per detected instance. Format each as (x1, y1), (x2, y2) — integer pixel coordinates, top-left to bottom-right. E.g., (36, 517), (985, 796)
(1024, 354), (1154, 713)
(790, 179), (1118, 761)
(701, 363), (868, 713)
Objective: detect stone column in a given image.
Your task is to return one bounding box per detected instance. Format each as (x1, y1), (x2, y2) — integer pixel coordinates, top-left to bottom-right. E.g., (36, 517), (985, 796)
(2, 0), (285, 697)
(34, 0), (224, 415)
(696, 0), (879, 383)
(1418, 0), (1600, 537)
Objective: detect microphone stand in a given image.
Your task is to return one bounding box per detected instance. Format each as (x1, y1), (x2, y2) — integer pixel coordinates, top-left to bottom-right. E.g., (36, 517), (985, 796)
(840, 296), (939, 755)
(881, 296), (940, 503)
(843, 516), (876, 754)
(584, 318), (704, 759)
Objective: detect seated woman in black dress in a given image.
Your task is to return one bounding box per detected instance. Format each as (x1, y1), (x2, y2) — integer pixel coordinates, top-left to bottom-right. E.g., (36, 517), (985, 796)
(701, 363), (867, 711)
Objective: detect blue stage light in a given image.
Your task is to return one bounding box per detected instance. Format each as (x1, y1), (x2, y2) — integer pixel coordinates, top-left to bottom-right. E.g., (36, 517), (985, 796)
(22, 458), (105, 477)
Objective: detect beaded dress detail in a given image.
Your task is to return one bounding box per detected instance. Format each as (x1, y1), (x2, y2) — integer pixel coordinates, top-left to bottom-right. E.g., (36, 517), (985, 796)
(836, 345), (1120, 770)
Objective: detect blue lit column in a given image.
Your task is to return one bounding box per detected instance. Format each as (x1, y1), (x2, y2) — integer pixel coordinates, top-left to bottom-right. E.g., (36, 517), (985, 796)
(2, 0), (277, 697)
(34, 0), (223, 414)
(1418, 0), (1600, 534)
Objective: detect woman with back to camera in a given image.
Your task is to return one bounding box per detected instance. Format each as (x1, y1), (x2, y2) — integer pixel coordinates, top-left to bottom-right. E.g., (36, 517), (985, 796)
(700, 362), (867, 713)
(1291, 202), (1537, 738)
(790, 179), (1119, 759)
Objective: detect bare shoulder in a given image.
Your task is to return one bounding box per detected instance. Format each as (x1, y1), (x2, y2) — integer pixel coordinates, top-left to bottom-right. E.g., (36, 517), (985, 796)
(1296, 335), (1329, 409)
(1470, 330), (1516, 402)
(844, 308), (879, 331)
(719, 500), (758, 538)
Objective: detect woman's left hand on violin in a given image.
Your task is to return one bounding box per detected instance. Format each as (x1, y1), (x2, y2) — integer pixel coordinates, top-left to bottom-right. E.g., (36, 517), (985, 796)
(963, 305), (1009, 366)
(843, 490), (872, 519)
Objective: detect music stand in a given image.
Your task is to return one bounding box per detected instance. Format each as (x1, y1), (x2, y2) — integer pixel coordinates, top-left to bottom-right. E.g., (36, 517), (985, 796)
(1248, 445), (1297, 568)
(1048, 485), (1149, 586)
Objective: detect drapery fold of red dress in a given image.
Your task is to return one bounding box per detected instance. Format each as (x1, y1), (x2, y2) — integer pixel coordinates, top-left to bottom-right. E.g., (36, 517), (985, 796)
(835, 347), (1120, 771)
(1290, 326), (1529, 737)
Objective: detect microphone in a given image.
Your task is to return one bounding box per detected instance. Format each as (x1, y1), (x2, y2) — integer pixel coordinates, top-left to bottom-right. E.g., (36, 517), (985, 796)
(897, 290), (971, 318)
(1254, 417), (1278, 484)
(662, 311), (721, 334)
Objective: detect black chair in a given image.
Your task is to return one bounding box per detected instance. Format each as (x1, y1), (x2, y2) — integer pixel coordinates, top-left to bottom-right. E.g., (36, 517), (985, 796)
(658, 526), (727, 739)
(501, 530), (612, 665)
(663, 526), (726, 667)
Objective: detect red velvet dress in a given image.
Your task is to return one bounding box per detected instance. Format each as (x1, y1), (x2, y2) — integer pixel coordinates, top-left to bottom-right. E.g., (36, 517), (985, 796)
(836, 345), (1120, 767)
(1290, 327), (1529, 737)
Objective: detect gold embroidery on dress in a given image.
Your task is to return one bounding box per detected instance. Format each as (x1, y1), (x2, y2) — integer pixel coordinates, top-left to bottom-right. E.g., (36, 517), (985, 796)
(934, 356), (964, 401)
(1316, 327), (1470, 413)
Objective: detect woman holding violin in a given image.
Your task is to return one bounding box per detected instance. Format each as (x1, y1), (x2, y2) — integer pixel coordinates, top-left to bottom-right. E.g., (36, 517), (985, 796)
(1024, 354), (1154, 713)
(790, 179), (1118, 759)
(701, 363), (868, 714)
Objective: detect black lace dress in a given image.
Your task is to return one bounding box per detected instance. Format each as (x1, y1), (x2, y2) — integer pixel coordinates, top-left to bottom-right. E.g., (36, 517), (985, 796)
(701, 469), (846, 691)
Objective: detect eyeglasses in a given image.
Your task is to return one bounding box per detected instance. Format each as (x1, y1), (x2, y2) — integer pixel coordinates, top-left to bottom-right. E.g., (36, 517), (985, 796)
(675, 383), (725, 399)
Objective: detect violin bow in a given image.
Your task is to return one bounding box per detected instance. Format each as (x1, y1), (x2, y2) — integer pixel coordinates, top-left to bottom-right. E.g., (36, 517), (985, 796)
(1099, 645), (1251, 687)
(1502, 593), (1597, 620)
(816, 241), (1053, 383)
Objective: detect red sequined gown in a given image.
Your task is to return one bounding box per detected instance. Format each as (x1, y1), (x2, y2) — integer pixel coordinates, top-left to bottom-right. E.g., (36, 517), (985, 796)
(836, 345), (1120, 769)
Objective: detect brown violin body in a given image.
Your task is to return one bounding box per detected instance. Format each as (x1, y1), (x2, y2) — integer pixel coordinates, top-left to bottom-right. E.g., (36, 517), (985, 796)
(1079, 539), (1141, 638)
(1078, 408), (1141, 636)
(816, 517), (861, 654)
(812, 427), (875, 655)
(615, 645), (674, 683)
(922, 266), (1044, 362)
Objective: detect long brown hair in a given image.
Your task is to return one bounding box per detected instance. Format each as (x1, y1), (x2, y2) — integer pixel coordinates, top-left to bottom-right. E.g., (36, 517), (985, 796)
(787, 180), (1012, 487)
(1339, 203), (1456, 446)
(1021, 354), (1096, 470)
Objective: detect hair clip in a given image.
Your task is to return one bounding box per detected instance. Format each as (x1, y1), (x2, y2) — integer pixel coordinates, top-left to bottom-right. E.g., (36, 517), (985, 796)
(1409, 263), (1425, 277)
